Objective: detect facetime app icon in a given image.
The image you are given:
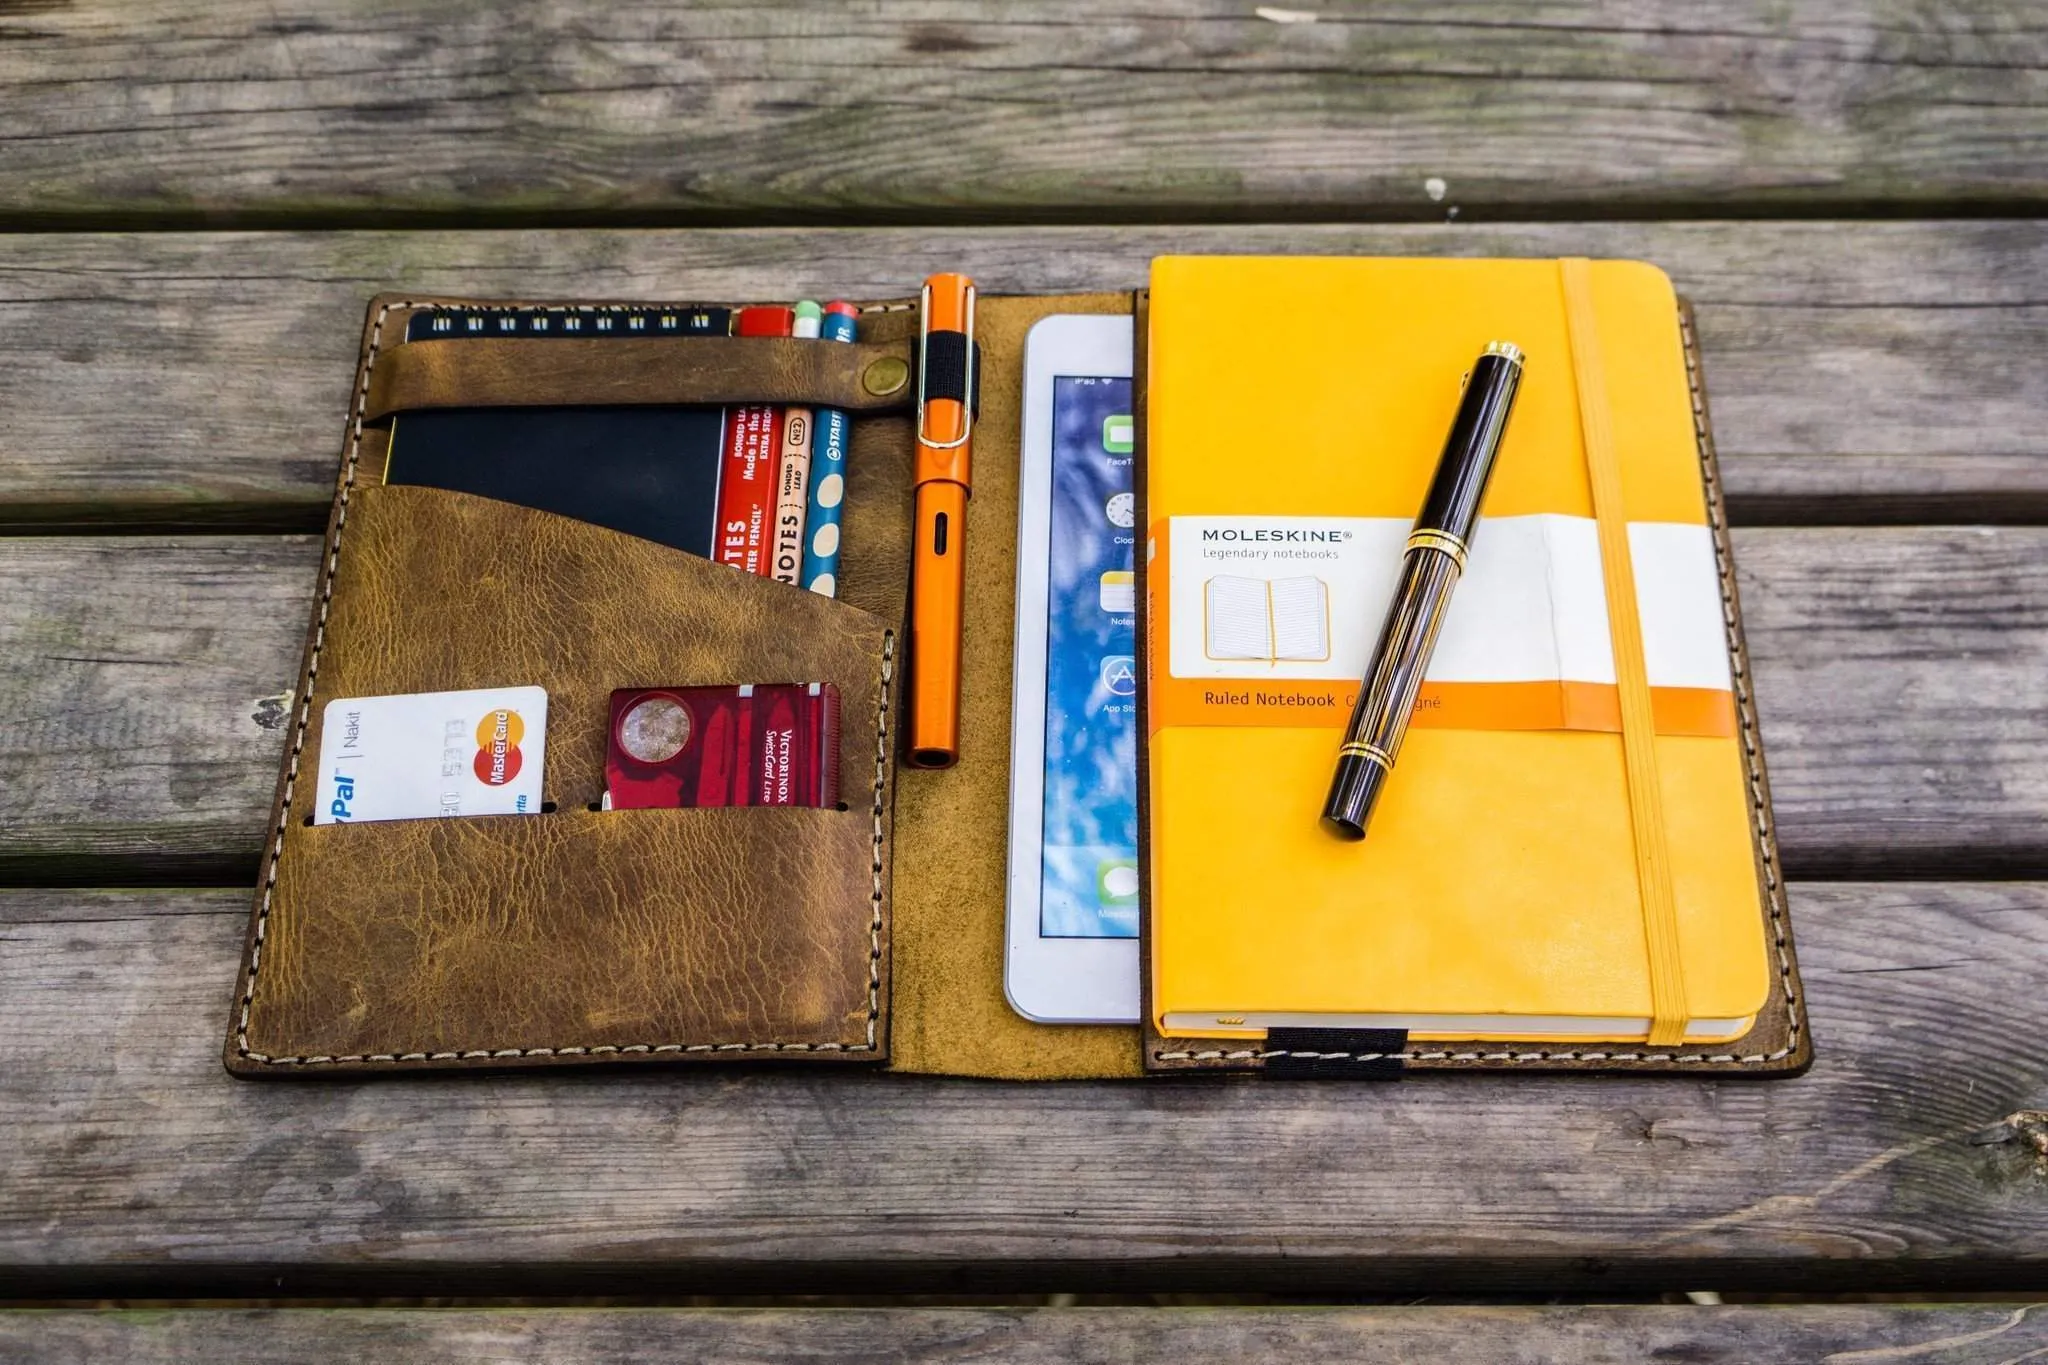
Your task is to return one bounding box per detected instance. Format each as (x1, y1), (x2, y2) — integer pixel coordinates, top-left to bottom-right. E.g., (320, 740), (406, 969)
(1102, 414), (1134, 454)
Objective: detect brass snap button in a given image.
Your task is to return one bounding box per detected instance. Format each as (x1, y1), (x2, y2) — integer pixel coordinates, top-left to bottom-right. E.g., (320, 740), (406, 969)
(863, 355), (910, 397)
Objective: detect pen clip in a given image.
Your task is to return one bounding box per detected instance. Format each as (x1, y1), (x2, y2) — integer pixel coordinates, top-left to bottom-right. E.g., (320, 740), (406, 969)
(915, 279), (976, 452)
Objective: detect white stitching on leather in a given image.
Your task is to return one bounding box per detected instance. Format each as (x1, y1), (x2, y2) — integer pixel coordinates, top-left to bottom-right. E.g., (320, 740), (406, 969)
(235, 300), (892, 1068)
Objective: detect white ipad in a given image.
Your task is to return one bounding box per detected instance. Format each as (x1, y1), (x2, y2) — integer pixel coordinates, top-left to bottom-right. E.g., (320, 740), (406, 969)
(1006, 313), (1140, 1023)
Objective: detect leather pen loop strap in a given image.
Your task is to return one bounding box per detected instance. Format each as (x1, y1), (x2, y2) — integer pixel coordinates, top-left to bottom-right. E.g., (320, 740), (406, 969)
(362, 335), (918, 424)
(917, 333), (981, 425)
(1560, 258), (1691, 1048)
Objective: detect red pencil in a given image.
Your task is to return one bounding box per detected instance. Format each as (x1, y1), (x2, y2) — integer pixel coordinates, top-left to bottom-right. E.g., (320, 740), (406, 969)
(714, 306), (794, 576)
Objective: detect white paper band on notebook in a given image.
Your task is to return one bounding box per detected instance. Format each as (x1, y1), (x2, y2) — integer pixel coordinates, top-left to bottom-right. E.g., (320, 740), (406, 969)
(1154, 513), (1736, 737)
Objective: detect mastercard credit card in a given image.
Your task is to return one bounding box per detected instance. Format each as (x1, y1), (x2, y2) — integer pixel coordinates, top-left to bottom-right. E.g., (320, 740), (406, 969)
(314, 686), (548, 825)
(604, 683), (839, 809)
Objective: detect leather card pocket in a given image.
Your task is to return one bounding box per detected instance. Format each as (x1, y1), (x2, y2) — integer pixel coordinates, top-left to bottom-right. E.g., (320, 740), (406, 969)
(228, 484), (897, 1073)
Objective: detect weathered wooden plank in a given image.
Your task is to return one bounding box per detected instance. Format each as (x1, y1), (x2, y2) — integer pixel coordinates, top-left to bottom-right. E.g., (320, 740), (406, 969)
(3, 1), (2046, 225)
(6, 1305), (2048, 1365)
(2, 527), (2041, 883)
(0, 538), (310, 883)
(1735, 527), (2048, 876)
(0, 222), (2044, 530)
(1, 882), (2043, 1295)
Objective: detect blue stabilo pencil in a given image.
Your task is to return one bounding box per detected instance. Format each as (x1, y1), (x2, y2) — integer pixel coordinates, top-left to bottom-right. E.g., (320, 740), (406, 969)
(801, 300), (859, 597)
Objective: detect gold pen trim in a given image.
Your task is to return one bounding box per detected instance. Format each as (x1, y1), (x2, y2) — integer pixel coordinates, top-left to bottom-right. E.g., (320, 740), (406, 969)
(1337, 742), (1395, 769)
(1405, 529), (1469, 571)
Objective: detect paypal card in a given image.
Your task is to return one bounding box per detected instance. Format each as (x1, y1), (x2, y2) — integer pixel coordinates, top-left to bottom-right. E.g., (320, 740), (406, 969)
(314, 686), (547, 825)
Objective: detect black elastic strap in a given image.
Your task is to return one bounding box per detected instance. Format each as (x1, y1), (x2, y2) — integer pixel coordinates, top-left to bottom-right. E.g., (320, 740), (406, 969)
(921, 331), (982, 413)
(1264, 1028), (1408, 1080)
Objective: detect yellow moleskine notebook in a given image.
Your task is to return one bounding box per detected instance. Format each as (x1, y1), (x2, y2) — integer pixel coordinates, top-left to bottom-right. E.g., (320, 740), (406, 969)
(1143, 256), (1771, 1045)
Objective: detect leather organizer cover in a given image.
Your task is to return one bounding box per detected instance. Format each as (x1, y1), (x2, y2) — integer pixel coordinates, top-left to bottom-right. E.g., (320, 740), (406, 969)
(226, 288), (1808, 1081)
(226, 294), (924, 1074)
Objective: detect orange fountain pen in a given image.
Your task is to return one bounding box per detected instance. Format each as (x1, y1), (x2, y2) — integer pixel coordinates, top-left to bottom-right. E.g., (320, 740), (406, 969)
(906, 273), (977, 768)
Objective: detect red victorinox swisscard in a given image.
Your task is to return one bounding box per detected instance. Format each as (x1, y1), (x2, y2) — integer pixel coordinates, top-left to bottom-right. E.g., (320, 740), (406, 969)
(604, 684), (841, 809)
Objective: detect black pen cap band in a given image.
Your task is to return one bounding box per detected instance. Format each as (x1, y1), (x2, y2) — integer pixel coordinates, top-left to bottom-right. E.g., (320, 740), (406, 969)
(1414, 342), (1523, 542)
(1322, 752), (1390, 841)
(919, 331), (982, 414)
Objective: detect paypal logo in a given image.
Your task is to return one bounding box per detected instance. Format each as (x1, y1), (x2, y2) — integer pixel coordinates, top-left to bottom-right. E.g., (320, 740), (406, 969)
(329, 771), (356, 822)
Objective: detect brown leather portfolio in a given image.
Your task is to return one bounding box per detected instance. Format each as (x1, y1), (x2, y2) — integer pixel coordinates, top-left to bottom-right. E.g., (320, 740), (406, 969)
(225, 287), (1810, 1081)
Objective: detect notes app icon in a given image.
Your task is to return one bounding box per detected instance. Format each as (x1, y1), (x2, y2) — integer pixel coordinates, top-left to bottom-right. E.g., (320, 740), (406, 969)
(1098, 570), (1135, 614)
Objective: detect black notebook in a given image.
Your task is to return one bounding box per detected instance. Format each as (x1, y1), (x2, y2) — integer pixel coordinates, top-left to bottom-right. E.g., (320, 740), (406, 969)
(382, 307), (732, 558)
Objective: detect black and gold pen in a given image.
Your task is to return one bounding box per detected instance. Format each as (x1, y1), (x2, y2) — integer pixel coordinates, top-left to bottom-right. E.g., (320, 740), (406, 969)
(1322, 341), (1526, 841)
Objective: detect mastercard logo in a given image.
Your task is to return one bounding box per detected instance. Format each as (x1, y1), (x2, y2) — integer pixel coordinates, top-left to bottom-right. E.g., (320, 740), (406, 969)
(473, 708), (526, 786)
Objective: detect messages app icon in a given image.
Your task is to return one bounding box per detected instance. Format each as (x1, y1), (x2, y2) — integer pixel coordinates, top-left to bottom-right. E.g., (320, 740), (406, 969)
(1097, 858), (1140, 907)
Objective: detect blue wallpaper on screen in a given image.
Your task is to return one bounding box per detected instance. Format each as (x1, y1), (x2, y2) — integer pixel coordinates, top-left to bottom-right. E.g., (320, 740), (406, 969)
(1039, 376), (1138, 939)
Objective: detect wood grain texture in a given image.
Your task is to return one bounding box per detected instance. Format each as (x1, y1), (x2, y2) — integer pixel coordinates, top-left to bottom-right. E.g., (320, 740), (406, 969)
(6, 1305), (2048, 1365)
(0, 537), (312, 883)
(3, 527), (2042, 883)
(1, 882), (2044, 1295)
(1, 221), (2045, 530)
(2, 1), (2046, 225)
(1736, 527), (2048, 876)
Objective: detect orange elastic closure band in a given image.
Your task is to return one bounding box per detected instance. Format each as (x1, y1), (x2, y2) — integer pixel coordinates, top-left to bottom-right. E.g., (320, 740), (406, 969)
(1562, 256), (1691, 1048)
